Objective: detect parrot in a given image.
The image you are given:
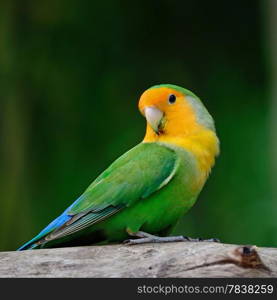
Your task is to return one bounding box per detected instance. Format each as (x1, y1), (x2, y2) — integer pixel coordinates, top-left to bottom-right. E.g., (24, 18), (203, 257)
(18, 84), (219, 250)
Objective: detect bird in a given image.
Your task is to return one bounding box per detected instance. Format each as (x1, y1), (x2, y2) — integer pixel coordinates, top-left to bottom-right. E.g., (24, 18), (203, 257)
(18, 84), (219, 250)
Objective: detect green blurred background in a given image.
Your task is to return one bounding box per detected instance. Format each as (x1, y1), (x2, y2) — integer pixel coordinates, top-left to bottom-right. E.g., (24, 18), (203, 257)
(1, 0), (276, 251)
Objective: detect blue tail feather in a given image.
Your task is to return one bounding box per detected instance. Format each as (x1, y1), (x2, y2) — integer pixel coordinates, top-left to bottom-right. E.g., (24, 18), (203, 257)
(17, 213), (71, 251)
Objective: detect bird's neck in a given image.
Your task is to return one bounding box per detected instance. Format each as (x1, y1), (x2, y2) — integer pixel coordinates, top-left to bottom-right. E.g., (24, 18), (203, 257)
(143, 125), (220, 181)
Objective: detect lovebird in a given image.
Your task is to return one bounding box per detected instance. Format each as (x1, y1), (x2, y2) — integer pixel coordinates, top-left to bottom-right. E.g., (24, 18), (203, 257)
(18, 84), (219, 250)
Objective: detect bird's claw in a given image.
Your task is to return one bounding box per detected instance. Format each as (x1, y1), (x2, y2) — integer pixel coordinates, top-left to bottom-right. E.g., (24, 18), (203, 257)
(123, 238), (140, 245)
(182, 236), (220, 242)
(123, 232), (220, 245)
(211, 238), (220, 243)
(123, 239), (132, 245)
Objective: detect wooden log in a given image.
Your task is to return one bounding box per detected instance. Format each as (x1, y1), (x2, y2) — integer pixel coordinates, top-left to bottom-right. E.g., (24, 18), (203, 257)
(0, 242), (276, 277)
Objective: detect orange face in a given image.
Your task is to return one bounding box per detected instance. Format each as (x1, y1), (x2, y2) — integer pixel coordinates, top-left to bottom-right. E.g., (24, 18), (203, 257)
(138, 86), (198, 138)
(138, 87), (184, 116)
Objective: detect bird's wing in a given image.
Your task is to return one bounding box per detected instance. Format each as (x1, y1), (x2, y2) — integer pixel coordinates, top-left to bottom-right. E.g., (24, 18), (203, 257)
(21, 142), (179, 247)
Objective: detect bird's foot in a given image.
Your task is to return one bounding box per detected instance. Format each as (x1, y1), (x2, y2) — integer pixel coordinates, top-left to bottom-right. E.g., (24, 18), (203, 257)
(183, 236), (220, 243)
(123, 231), (220, 245)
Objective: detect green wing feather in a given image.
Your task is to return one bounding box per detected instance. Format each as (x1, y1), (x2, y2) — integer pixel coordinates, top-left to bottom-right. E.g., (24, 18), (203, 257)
(36, 142), (178, 244)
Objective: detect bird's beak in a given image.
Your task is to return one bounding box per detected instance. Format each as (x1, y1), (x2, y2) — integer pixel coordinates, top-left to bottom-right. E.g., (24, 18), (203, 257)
(144, 106), (164, 134)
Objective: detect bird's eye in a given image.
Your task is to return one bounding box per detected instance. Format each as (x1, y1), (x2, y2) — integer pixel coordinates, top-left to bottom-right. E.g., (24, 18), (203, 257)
(168, 94), (176, 104)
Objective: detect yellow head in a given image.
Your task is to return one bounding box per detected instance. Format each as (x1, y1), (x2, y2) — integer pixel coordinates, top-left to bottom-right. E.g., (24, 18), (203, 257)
(138, 84), (220, 179)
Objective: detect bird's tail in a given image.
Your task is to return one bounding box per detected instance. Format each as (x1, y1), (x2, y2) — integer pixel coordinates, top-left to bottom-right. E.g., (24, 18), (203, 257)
(17, 213), (71, 250)
(17, 238), (41, 251)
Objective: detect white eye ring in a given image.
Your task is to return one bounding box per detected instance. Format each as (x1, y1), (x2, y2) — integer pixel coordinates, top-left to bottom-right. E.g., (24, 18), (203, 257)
(168, 94), (176, 104)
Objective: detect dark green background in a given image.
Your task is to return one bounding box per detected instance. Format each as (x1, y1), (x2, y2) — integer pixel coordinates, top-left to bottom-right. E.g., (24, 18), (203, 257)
(1, 0), (276, 251)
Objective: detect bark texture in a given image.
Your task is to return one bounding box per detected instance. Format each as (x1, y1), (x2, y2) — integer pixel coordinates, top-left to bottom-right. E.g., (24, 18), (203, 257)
(0, 242), (276, 278)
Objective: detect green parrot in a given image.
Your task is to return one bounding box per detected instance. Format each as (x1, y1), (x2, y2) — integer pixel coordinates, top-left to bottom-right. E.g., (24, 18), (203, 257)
(18, 84), (219, 250)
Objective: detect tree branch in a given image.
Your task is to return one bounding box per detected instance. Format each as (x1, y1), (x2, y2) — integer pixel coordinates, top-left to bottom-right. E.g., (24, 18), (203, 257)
(0, 242), (276, 277)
